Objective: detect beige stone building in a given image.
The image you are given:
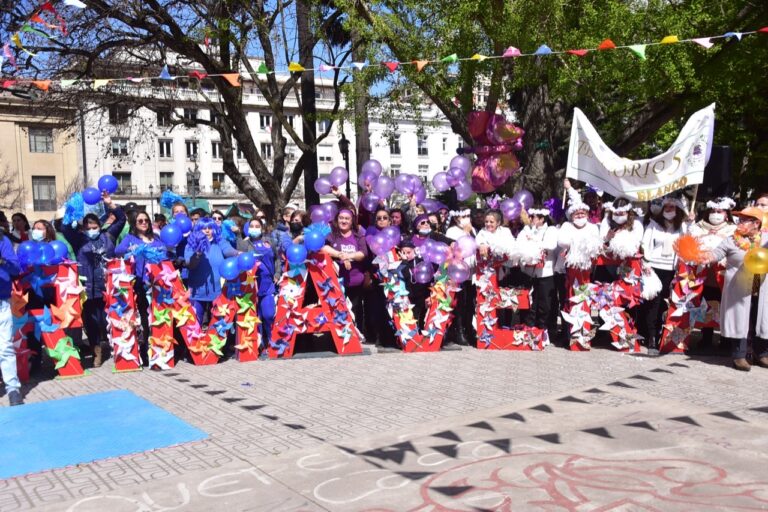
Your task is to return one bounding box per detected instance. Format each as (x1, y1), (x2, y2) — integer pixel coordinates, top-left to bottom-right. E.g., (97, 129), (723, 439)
(0, 95), (81, 221)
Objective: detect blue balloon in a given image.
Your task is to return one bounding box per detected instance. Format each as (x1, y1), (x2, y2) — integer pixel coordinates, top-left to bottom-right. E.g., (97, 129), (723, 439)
(160, 224), (183, 246)
(98, 175), (119, 194)
(174, 214), (192, 234)
(83, 187), (101, 205)
(17, 240), (37, 261)
(304, 230), (325, 252)
(237, 251), (256, 272)
(286, 243), (308, 265)
(49, 240), (69, 261)
(219, 257), (240, 281)
(38, 243), (57, 265)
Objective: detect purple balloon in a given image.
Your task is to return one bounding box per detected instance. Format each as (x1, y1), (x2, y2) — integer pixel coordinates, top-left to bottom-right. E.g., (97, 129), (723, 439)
(456, 236), (477, 258)
(420, 198), (440, 213)
(394, 174), (412, 194)
(361, 159), (383, 178)
(413, 261), (434, 284)
(309, 205), (326, 224)
(382, 226), (400, 245)
(373, 175), (395, 199)
(314, 177), (332, 195)
(320, 202), (338, 223)
(447, 261), (471, 284)
(446, 174), (460, 188)
(412, 186), (427, 204)
(500, 198), (516, 212)
(513, 189), (534, 210)
(448, 167), (466, 181)
(503, 203), (522, 221)
(431, 172), (450, 192)
(430, 242), (450, 265)
(359, 169), (377, 188)
(455, 181), (472, 201)
(329, 166), (348, 187)
(450, 155), (471, 172)
(361, 193), (380, 212)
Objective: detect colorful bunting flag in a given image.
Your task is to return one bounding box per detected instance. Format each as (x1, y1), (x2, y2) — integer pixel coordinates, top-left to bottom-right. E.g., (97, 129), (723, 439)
(759, 27), (768, 33)
(60, 79), (77, 88)
(288, 62), (305, 72)
(383, 61), (399, 72)
(469, 53), (488, 61)
(31, 80), (50, 91)
(660, 35), (679, 44)
(534, 44), (552, 55)
(63, 0), (86, 7)
(158, 64), (172, 80)
(188, 70), (207, 80)
(629, 44), (647, 60)
(256, 62), (269, 74)
(723, 31), (743, 40)
(351, 61), (367, 70)
(93, 79), (110, 89)
(440, 53), (458, 63)
(597, 39), (616, 50)
(567, 49), (589, 57)
(693, 38), (714, 49)
(318, 64), (334, 72)
(413, 60), (429, 72)
(502, 46), (521, 58)
(221, 73), (240, 86)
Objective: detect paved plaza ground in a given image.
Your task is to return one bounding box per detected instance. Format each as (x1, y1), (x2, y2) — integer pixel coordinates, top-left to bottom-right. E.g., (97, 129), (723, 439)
(2, 345), (768, 511)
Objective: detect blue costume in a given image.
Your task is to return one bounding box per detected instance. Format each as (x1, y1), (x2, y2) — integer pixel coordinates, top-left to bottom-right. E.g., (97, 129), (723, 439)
(237, 237), (277, 343)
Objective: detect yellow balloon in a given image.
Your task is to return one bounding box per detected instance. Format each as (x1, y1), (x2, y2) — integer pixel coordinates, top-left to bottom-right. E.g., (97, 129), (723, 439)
(744, 247), (768, 275)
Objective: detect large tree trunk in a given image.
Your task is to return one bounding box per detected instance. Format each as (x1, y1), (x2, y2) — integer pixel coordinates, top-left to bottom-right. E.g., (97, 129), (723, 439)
(352, 31), (370, 193)
(297, 0), (319, 209)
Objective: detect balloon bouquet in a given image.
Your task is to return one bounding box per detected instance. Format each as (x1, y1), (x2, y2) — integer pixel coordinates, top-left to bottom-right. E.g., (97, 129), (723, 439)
(460, 111), (524, 194)
(430, 155), (474, 201)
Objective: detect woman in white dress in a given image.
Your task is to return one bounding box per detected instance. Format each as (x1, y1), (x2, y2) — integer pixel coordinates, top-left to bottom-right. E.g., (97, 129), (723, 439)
(703, 207), (768, 371)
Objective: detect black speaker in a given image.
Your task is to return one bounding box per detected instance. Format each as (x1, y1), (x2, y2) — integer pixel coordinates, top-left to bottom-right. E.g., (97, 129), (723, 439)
(699, 145), (732, 198)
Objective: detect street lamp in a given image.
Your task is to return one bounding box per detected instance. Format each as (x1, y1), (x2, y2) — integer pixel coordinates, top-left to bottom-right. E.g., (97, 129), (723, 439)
(186, 154), (200, 206)
(148, 184), (155, 217)
(338, 132), (351, 198)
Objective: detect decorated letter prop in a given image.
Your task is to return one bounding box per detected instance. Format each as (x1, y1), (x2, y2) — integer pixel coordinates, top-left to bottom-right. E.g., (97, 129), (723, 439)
(269, 253), (363, 358)
(228, 262), (262, 362)
(105, 259), (141, 371)
(473, 255), (546, 350)
(12, 262), (85, 379)
(374, 250), (458, 352)
(562, 256), (642, 352)
(659, 261), (712, 354)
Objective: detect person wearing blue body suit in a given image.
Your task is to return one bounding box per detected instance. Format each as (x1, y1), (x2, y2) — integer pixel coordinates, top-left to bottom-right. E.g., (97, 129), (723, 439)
(236, 217), (277, 345)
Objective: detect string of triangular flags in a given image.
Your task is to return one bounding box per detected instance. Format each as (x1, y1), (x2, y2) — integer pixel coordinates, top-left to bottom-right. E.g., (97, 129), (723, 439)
(2, 25), (767, 93)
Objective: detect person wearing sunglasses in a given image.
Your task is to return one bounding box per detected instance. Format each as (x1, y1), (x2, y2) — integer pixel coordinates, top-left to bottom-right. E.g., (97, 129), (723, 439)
(116, 210), (169, 365)
(363, 207), (396, 347)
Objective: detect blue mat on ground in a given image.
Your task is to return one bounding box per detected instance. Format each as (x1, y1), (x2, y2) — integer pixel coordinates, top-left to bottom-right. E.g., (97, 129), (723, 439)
(0, 390), (208, 479)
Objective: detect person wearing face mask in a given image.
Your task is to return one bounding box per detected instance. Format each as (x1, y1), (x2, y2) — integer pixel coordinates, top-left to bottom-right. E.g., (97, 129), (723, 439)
(444, 209), (478, 347)
(61, 192), (126, 367)
(517, 206), (559, 340)
(288, 210), (310, 244)
(700, 207), (768, 371)
(644, 199), (664, 227)
(638, 196), (690, 355)
(236, 218), (276, 344)
(688, 197), (737, 353)
(322, 209), (369, 338)
(597, 198), (644, 282)
(363, 208), (397, 347)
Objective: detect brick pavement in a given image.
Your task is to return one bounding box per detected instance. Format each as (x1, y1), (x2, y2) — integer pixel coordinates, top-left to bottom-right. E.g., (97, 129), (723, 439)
(2, 346), (768, 511)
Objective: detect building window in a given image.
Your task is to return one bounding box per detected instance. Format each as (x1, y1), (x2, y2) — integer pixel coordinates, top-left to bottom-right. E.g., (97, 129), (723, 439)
(108, 105), (128, 125)
(211, 141), (222, 159)
(317, 119), (332, 133)
(158, 139), (173, 159)
(418, 135), (428, 156)
(390, 135), (401, 155)
(157, 109), (171, 127)
(259, 113), (271, 130)
(113, 172), (132, 193)
(390, 164), (401, 176)
(260, 143), (272, 159)
(442, 137), (447, 153)
(185, 139), (199, 160)
(286, 115), (294, 127)
(210, 110), (222, 125)
(418, 164), (429, 177)
(212, 172), (225, 191)
(111, 137), (128, 156)
(31, 176), (56, 211)
(457, 138), (464, 149)
(236, 146), (245, 160)
(28, 127), (54, 153)
(159, 172), (173, 191)
(183, 108), (198, 122)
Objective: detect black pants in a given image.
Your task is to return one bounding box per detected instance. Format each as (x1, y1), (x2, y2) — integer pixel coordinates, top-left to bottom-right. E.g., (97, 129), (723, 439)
(553, 272), (567, 330)
(637, 267), (675, 347)
(346, 285), (365, 335)
(526, 275), (557, 330)
(699, 285), (721, 347)
(499, 268), (531, 328)
(364, 284), (395, 345)
(135, 283), (151, 365)
(82, 297), (107, 348)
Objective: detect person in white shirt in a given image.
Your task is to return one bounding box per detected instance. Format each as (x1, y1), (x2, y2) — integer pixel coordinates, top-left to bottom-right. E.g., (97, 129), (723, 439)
(595, 198), (644, 283)
(445, 208), (477, 346)
(517, 206), (559, 336)
(558, 181), (603, 295)
(687, 197), (737, 352)
(477, 209), (520, 327)
(638, 195), (690, 353)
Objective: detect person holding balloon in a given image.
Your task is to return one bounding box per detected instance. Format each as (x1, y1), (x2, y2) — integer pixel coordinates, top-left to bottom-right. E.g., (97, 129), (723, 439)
(397, 237), (430, 331)
(0, 229), (23, 405)
(116, 211), (169, 363)
(322, 209), (369, 337)
(362, 208), (398, 347)
(237, 217), (277, 342)
(61, 192), (126, 367)
(698, 207), (768, 371)
(184, 217), (239, 326)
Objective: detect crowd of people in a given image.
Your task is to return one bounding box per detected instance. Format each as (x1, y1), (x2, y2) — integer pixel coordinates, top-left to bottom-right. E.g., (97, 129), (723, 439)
(0, 183), (767, 407)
